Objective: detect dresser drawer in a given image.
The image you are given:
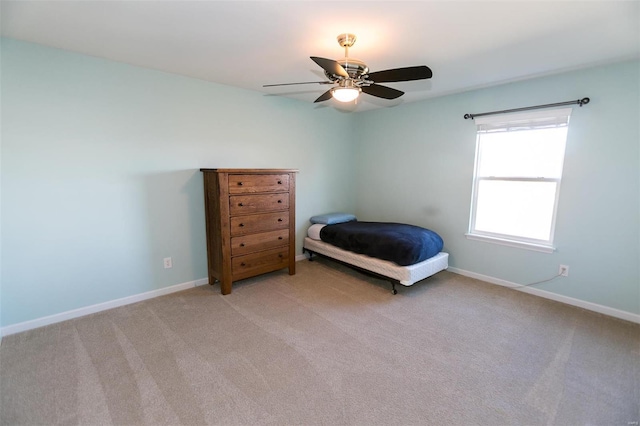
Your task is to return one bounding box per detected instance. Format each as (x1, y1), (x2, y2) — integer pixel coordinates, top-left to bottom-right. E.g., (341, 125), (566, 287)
(230, 212), (289, 236)
(231, 229), (289, 256)
(229, 193), (289, 215)
(228, 174), (290, 194)
(232, 247), (289, 280)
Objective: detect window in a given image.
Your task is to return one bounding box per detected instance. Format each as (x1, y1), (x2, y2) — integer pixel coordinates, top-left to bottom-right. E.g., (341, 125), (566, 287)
(467, 108), (572, 252)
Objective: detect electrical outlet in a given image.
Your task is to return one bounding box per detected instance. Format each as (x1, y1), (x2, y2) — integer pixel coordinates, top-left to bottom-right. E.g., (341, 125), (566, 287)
(163, 257), (172, 269)
(559, 265), (569, 277)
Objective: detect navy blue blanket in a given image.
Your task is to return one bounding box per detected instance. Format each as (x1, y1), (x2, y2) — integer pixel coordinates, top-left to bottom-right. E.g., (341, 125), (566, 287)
(319, 221), (443, 266)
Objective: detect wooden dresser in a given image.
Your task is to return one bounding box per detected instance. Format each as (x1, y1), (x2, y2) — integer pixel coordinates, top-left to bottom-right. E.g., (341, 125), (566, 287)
(200, 168), (297, 294)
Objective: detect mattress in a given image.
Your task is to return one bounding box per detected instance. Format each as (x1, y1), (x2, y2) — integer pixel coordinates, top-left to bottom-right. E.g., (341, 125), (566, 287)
(303, 236), (449, 286)
(319, 221), (444, 266)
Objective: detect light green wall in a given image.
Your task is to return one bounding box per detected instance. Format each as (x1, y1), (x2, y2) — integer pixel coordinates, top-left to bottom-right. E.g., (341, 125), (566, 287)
(2, 38), (638, 328)
(0, 39), (356, 327)
(353, 59), (640, 315)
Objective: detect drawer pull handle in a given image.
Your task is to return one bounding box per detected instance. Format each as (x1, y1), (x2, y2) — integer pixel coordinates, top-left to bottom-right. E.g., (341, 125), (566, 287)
(278, 237), (283, 240)
(240, 243), (245, 247)
(237, 182), (243, 186)
(239, 223), (245, 227)
(241, 262), (246, 267)
(277, 218), (283, 222)
(277, 200), (282, 203)
(277, 180), (282, 184)
(238, 203), (244, 207)
(278, 254), (283, 258)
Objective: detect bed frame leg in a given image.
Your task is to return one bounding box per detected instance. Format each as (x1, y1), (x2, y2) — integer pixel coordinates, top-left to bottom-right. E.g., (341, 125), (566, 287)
(303, 248), (315, 261)
(391, 282), (398, 295)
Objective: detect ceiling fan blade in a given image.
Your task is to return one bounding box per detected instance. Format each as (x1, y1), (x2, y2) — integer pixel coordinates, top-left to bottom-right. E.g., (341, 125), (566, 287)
(361, 84), (404, 100)
(367, 66), (432, 83)
(310, 56), (349, 78)
(263, 81), (332, 87)
(314, 90), (333, 103)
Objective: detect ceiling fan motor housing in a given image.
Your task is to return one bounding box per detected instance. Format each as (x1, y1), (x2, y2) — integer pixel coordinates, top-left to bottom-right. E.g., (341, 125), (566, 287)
(325, 34), (369, 81)
(324, 58), (369, 81)
(339, 58), (368, 79)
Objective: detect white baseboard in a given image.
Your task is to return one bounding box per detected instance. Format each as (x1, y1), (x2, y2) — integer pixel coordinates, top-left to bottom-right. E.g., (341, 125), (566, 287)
(1, 258), (311, 338)
(1, 277), (209, 337)
(4, 265), (636, 338)
(447, 267), (640, 324)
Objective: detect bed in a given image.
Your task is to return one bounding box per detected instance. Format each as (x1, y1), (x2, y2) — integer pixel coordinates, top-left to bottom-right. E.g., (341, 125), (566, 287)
(302, 213), (449, 294)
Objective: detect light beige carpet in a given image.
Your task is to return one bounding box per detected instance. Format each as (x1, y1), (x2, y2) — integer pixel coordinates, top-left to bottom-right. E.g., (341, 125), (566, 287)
(1, 258), (638, 425)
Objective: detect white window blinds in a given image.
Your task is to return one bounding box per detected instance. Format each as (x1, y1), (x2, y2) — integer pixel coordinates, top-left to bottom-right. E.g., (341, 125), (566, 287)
(475, 107), (572, 132)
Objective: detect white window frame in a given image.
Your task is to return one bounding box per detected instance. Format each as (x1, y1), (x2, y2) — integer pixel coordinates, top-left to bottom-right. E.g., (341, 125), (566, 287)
(466, 108), (572, 253)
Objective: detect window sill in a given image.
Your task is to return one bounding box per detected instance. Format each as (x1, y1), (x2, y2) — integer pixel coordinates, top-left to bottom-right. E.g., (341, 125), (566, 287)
(465, 233), (555, 253)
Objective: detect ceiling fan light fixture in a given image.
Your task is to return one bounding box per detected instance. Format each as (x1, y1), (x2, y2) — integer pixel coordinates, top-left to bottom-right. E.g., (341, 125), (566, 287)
(331, 87), (361, 102)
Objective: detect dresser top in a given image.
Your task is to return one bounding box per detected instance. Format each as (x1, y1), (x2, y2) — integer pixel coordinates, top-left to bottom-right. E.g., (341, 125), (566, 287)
(200, 168), (298, 173)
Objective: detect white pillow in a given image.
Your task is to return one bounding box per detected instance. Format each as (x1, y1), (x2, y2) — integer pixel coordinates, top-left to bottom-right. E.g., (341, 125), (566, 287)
(307, 224), (326, 240)
(309, 212), (357, 224)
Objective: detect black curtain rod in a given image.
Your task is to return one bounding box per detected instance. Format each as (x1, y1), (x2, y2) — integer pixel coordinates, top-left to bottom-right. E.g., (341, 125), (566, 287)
(463, 97), (590, 120)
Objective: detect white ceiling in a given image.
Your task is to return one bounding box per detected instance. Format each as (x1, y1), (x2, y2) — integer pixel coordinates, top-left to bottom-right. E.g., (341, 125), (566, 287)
(2, 1), (639, 112)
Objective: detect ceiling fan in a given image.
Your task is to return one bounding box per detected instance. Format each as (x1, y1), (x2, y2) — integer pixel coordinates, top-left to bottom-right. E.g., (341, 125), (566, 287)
(264, 33), (433, 104)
